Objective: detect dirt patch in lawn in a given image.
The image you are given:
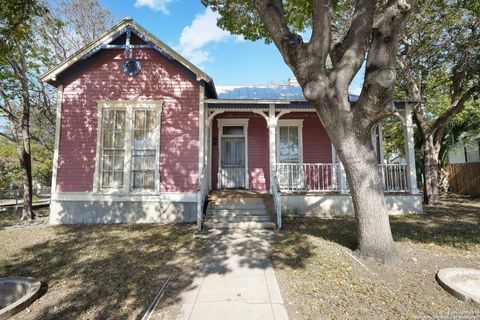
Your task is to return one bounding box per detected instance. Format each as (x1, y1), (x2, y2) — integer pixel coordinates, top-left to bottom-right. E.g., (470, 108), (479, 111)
(0, 223), (206, 319)
(271, 197), (480, 320)
(0, 206), (49, 228)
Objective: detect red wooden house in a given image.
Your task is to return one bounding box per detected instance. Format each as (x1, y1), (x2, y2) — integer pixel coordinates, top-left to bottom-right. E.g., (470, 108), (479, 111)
(42, 18), (422, 228)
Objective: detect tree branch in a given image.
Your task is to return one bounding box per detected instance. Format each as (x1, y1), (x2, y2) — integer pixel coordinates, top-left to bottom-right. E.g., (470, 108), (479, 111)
(356, 0), (415, 122)
(331, 0), (376, 82)
(432, 85), (479, 141)
(253, 0), (313, 82)
(0, 130), (15, 143)
(307, 0), (331, 67)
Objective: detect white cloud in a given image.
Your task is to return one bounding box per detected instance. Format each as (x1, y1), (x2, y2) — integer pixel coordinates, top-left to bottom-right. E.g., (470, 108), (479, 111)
(178, 8), (231, 65)
(134, 0), (174, 14)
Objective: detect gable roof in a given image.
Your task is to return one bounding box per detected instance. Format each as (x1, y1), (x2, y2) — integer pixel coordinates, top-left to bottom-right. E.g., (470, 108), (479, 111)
(40, 17), (216, 95)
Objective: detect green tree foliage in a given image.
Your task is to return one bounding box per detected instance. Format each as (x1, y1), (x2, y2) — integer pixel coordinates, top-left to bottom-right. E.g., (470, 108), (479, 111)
(0, 0), (46, 55)
(397, 0), (480, 203)
(0, 138), (51, 189)
(0, 139), (22, 189)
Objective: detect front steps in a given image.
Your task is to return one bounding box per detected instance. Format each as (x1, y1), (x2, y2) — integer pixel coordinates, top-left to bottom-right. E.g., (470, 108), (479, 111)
(204, 191), (276, 230)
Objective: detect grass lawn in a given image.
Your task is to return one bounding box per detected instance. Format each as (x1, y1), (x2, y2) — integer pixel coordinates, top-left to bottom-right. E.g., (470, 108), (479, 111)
(271, 196), (480, 320)
(0, 210), (206, 319)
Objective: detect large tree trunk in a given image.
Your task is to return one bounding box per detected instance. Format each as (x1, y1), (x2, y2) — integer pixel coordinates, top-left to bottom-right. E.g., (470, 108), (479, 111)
(423, 135), (441, 205)
(334, 130), (397, 262)
(18, 147), (34, 220)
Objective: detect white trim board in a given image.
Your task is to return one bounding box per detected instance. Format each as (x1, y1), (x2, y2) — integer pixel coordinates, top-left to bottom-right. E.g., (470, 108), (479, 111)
(51, 85), (63, 195)
(52, 192), (198, 202)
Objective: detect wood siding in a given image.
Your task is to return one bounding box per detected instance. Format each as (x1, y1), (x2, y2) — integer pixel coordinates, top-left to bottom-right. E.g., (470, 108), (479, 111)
(57, 49), (200, 192)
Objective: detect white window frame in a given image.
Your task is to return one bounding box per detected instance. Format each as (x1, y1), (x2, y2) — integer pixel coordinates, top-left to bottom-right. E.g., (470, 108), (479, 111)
(217, 118), (249, 189)
(276, 119), (303, 164)
(93, 100), (163, 194)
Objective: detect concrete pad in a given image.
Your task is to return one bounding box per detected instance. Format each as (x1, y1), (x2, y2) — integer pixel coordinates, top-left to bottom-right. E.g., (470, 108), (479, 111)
(189, 301), (275, 320)
(176, 229), (289, 319)
(195, 273), (270, 303)
(436, 268), (480, 306)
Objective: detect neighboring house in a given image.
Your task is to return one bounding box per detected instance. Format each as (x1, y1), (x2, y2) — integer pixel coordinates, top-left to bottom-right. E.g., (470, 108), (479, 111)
(448, 139), (480, 164)
(42, 18), (422, 227)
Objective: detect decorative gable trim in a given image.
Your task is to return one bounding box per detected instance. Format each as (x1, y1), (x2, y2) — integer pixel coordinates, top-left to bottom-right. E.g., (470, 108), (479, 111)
(40, 18), (212, 86)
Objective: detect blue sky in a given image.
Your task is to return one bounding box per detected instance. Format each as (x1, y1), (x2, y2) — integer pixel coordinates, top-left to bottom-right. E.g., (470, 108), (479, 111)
(99, 0), (363, 93)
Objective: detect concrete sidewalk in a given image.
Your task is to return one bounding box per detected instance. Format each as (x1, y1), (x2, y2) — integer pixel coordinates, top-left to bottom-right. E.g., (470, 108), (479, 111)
(176, 229), (289, 320)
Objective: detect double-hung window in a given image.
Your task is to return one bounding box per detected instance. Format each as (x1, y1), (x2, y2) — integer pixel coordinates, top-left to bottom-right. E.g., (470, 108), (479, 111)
(100, 110), (126, 189)
(276, 120), (303, 189)
(132, 110), (156, 190)
(95, 101), (163, 193)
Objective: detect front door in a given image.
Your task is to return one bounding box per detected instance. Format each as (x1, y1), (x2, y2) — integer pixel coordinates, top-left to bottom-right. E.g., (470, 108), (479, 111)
(220, 126), (246, 188)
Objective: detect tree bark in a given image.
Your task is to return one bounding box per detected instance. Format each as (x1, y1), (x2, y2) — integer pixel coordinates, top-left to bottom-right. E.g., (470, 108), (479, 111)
(331, 122), (397, 262)
(18, 148), (34, 220)
(422, 135), (440, 205)
(248, 0), (416, 263)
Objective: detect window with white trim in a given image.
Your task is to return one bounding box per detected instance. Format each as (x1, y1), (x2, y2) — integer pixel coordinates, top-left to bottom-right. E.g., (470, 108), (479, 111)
(132, 110), (156, 190)
(276, 119), (303, 164)
(100, 110), (126, 189)
(279, 126), (300, 163)
(95, 101), (163, 193)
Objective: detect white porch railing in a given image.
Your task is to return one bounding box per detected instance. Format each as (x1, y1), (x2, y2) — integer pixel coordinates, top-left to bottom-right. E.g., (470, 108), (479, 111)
(273, 163), (409, 193)
(274, 163), (339, 192)
(379, 164), (408, 192)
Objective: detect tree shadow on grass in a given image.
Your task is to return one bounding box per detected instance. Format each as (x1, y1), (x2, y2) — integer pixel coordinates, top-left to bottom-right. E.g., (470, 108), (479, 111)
(0, 223), (206, 319)
(273, 199), (480, 269)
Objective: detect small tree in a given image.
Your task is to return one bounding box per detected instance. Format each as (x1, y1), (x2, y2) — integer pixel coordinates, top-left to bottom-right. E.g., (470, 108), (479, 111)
(203, 0), (416, 262)
(397, 0), (480, 204)
(0, 0), (49, 220)
(0, 0), (114, 220)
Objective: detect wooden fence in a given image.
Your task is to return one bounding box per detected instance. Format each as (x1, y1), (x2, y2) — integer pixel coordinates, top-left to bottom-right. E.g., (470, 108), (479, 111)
(445, 163), (480, 196)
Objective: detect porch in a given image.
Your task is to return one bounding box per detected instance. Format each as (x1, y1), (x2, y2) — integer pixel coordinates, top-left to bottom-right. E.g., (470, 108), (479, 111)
(196, 91), (421, 230)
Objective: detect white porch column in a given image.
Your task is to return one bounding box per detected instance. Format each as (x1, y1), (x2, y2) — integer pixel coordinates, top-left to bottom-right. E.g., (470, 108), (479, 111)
(338, 162), (348, 194)
(404, 103), (419, 194)
(197, 84), (206, 231)
(378, 122), (385, 164)
(371, 124), (378, 157)
(331, 145), (338, 190)
(268, 104), (277, 192)
(332, 144), (348, 193)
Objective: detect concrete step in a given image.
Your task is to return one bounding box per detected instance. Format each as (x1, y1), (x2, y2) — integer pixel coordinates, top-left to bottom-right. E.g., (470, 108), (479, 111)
(207, 215), (271, 223)
(213, 197), (265, 205)
(204, 221), (276, 230)
(212, 203), (267, 210)
(208, 192), (267, 201)
(206, 209), (269, 217)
